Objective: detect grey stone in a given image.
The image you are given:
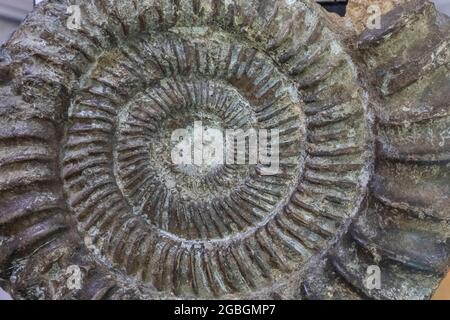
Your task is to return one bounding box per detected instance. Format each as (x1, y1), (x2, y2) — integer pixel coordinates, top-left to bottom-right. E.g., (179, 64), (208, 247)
(0, 0), (448, 300)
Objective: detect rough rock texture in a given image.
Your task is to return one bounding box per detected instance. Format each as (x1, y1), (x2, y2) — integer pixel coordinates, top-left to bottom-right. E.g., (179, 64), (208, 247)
(0, 0), (448, 300)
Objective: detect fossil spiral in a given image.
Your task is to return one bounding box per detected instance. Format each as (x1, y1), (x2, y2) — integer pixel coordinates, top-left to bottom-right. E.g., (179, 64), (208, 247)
(0, 0), (449, 300)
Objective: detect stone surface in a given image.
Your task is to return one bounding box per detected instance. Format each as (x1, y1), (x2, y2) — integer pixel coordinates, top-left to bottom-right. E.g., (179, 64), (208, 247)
(0, 0), (448, 300)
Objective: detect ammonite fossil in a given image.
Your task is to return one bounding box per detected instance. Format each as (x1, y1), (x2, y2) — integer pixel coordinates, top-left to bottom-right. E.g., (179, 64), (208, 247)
(0, 0), (449, 300)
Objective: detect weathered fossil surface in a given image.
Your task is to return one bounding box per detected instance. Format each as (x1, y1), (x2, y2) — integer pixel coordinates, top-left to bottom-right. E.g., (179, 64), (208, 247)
(0, 0), (448, 300)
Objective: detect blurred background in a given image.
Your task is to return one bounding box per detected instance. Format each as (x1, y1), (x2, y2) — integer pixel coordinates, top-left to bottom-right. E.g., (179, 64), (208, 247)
(0, 0), (449, 300)
(0, 0), (35, 43)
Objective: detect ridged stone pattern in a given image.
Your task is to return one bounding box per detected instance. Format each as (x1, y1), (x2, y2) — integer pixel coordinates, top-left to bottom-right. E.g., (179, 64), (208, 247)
(0, 0), (447, 300)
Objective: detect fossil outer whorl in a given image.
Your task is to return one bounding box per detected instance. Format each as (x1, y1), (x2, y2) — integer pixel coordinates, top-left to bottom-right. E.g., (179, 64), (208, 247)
(0, 0), (448, 300)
